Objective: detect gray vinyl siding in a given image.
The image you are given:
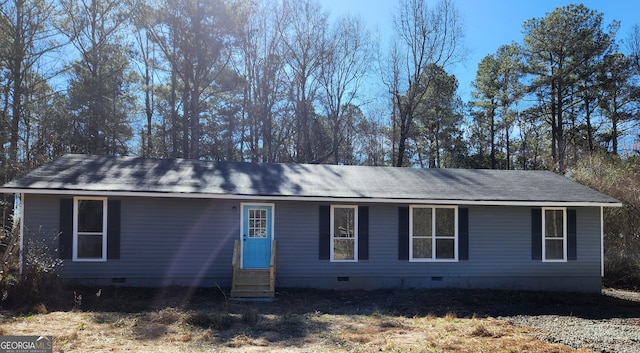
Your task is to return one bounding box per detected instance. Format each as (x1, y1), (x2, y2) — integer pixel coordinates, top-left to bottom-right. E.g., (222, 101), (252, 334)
(276, 203), (601, 291)
(24, 194), (239, 287)
(22, 194), (603, 291)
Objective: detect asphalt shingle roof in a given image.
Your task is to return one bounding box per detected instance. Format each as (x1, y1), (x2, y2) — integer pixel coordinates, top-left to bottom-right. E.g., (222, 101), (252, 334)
(1, 154), (621, 205)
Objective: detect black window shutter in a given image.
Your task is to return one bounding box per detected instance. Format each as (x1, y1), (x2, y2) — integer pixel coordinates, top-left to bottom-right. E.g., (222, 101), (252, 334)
(358, 206), (369, 260)
(59, 198), (73, 259)
(398, 207), (409, 260)
(319, 205), (330, 260)
(531, 208), (542, 260)
(567, 209), (577, 261)
(107, 200), (121, 260)
(458, 208), (469, 260)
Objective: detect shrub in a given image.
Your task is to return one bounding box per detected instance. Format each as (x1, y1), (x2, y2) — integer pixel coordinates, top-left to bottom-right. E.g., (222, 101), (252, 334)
(150, 308), (182, 325)
(573, 154), (640, 289)
(470, 324), (493, 337)
(241, 308), (260, 326)
(185, 312), (234, 330)
(0, 225), (63, 308)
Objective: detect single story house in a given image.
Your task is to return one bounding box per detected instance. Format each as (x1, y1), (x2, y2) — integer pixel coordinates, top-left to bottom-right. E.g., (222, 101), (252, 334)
(1, 154), (621, 296)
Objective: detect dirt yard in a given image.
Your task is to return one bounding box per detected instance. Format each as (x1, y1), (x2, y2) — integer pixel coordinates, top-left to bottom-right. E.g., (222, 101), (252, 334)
(1, 287), (638, 353)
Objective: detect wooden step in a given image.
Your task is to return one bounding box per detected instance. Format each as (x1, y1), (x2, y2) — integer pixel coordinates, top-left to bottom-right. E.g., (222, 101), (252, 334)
(234, 270), (270, 278)
(233, 283), (271, 291)
(230, 289), (275, 298)
(234, 277), (270, 286)
(235, 269), (269, 276)
(230, 240), (276, 299)
(233, 270), (270, 286)
(231, 268), (274, 298)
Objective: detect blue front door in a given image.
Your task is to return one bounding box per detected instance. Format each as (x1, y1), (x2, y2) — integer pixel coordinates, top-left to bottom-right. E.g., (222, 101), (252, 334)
(242, 204), (273, 268)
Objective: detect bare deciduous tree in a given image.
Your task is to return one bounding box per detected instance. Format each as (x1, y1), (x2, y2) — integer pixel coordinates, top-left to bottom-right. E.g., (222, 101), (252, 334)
(277, 0), (328, 163)
(236, 0), (287, 163)
(318, 15), (372, 164)
(384, 0), (464, 167)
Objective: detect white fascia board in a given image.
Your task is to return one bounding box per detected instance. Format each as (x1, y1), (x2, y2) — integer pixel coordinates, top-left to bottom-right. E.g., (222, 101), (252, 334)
(1, 187), (623, 208)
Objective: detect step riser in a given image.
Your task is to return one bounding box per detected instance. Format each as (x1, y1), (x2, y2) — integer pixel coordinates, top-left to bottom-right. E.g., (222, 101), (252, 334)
(234, 280), (270, 287)
(234, 275), (270, 285)
(234, 272), (270, 278)
(233, 285), (271, 291)
(231, 269), (274, 298)
(230, 290), (274, 298)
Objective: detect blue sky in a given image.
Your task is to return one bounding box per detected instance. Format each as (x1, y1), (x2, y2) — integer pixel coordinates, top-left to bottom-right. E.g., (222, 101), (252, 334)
(318, 0), (640, 102)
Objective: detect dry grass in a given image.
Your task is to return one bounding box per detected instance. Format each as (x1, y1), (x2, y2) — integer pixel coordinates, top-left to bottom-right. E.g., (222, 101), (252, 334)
(0, 310), (594, 352)
(0, 287), (606, 353)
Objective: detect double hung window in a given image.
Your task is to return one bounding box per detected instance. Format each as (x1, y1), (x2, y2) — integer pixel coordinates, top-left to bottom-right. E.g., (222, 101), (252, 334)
(410, 206), (457, 261)
(542, 208), (567, 261)
(331, 205), (358, 261)
(74, 197), (108, 261)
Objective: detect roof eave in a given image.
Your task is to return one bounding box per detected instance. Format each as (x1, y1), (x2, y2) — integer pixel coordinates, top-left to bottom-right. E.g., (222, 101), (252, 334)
(2, 187), (623, 208)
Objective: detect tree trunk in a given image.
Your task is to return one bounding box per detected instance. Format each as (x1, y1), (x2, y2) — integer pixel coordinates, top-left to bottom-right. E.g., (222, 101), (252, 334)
(170, 68), (179, 158)
(9, 4), (24, 166)
(556, 79), (566, 174)
(435, 120), (441, 168)
(550, 80), (558, 169)
(490, 105), (496, 169)
(585, 99), (594, 153)
(190, 84), (201, 159)
(505, 124), (510, 170)
(143, 35), (153, 157)
(181, 79), (190, 158)
(395, 112), (409, 167)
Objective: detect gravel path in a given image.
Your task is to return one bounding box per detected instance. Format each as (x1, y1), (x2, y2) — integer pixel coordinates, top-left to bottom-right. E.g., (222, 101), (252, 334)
(506, 315), (640, 353)
(502, 289), (640, 353)
(372, 287), (640, 353)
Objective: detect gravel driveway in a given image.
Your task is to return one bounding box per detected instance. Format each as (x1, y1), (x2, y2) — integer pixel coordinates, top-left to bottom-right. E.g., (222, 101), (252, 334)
(336, 287), (640, 353)
(502, 289), (640, 353)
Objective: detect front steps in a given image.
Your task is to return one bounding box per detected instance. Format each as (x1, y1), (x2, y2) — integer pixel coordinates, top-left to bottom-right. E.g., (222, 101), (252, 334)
(230, 269), (274, 298)
(230, 240), (276, 298)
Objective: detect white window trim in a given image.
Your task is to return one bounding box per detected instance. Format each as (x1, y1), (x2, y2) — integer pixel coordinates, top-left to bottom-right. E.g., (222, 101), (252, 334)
(409, 205), (458, 262)
(73, 196), (108, 262)
(330, 205), (358, 262)
(542, 207), (567, 262)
